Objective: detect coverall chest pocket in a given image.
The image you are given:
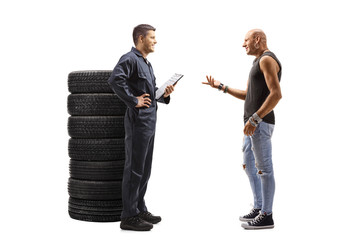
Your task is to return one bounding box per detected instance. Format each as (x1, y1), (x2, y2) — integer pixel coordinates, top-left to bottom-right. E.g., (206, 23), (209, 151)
(137, 71), (149, 79)
(137, 71), (151, 92)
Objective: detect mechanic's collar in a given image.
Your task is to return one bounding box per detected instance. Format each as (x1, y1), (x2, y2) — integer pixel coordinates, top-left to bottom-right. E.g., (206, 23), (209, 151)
(131, 47), (149, 64)
(131, 47), (143, 57)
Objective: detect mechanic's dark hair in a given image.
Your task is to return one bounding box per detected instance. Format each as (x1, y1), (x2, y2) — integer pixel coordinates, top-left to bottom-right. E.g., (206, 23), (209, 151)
(133, 24), (156, 46)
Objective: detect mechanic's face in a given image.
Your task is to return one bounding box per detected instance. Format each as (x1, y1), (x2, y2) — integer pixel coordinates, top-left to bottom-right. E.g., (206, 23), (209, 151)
(142, 30), (157, 53)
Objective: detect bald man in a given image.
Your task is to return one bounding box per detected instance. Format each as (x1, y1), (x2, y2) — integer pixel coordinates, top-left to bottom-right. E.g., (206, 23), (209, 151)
(203, 29), (282, 229)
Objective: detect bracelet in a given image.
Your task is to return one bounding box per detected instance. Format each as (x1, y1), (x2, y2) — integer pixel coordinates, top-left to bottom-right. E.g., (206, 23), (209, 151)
(218, 83), (224, 91)
(249, 117), (258, 127)
(224, 86), (228, 93)
(252, 112), (263, 124)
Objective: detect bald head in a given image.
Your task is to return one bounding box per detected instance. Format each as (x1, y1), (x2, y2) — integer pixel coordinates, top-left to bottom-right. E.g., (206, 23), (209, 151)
(248, 29), (267, 47)
(243, 29), (269, 57)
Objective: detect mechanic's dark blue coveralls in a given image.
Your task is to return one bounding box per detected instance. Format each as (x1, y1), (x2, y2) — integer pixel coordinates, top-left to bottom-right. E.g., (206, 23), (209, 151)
(108, 47), (170, 219)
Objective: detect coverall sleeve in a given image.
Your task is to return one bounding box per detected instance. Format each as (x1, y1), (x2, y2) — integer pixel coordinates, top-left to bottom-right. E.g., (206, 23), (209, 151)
(108, 56), (138, 108)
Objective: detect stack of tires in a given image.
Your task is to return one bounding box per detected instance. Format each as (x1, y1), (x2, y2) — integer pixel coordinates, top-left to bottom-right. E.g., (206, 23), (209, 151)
(67, 70), (126, 222)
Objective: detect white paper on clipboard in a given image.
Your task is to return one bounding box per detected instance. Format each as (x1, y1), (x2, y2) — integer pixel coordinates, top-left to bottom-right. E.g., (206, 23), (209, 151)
(155, 73), (184, 100)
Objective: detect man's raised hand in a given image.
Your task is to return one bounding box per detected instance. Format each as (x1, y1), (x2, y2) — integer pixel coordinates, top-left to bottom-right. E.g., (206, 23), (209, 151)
(202, 75), (221, 89)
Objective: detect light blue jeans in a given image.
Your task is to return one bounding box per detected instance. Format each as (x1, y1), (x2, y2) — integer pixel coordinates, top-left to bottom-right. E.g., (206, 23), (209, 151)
(243, 121), (275, 214)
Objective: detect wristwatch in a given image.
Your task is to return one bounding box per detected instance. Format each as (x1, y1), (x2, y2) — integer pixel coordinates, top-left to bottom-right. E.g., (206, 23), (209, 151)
(252, 112), (263, 124)
(249, 117), (258, 127)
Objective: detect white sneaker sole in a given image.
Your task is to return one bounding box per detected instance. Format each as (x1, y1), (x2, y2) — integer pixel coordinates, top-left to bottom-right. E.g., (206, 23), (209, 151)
(241, 223), (274, 230)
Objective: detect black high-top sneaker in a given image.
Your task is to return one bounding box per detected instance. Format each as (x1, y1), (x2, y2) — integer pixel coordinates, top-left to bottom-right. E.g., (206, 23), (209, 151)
(241, 212), (274, 230)
(239, 208), (261, 222)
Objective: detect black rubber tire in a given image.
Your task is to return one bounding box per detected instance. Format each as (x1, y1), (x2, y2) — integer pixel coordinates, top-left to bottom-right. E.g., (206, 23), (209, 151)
(69, 197), (122, 208)
(68, 197), (122, 222)
(68, 70), (113, 94)
(68, 138), (125, 161)
(68, 116), (125, 139)
(68, 211), (121, 222)
(69, 204), (122, 215)
(68, 178), (122, 200)
(70, 160), (125, 181)
(67, 94), (127, 116)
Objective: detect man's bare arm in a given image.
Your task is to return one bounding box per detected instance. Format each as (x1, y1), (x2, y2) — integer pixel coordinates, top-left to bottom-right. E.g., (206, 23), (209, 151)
(256, 56), (282, 119)
(203, 75), (248, 100)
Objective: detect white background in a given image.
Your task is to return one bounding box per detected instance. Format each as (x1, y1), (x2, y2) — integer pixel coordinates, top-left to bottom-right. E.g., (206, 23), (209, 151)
(1, 0), (359, 239)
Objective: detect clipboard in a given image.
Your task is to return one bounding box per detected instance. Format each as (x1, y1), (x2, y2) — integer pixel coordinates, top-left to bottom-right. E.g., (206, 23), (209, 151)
(155, 73), (184, 100)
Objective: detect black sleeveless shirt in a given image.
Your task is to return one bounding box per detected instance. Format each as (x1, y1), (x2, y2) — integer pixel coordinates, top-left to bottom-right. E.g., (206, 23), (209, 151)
(244, 51), (282, 124)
